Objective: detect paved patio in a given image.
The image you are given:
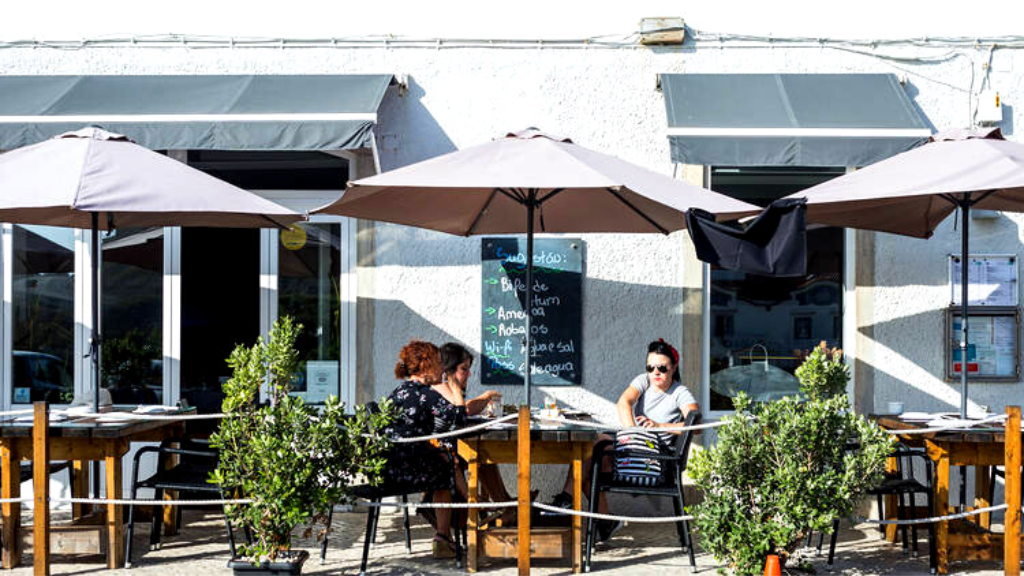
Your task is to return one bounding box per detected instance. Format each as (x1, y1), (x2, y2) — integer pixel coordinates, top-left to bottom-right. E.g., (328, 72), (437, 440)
(8, 509), (1008, 575)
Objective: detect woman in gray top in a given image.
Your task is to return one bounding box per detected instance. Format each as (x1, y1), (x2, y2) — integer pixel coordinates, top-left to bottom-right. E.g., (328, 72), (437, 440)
(546, 340), (698, 540)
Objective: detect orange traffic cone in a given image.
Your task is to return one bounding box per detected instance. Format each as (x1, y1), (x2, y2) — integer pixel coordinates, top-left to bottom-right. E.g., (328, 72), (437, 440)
(763, 554), (782, 576)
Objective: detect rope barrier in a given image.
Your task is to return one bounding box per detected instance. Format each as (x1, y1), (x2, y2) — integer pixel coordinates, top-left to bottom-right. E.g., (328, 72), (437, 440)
(0, 497), (32, 503)
(0, 409), (34, 418)
(536, 415), (735, 433)
(50, 497), (252, 506)
(853, 503), (1008, 526)
(54, 411), (229, 421)
(532, 502), (694, 523)
(357, 500), (518, 510)
(391, 413), (519, 443)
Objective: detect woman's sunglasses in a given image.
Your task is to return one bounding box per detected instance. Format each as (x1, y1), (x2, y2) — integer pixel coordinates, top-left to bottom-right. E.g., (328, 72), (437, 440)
(646, 364), (670, 374)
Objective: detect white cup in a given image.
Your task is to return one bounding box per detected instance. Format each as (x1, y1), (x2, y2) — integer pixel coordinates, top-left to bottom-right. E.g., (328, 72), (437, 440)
(887, 401), (904, 415)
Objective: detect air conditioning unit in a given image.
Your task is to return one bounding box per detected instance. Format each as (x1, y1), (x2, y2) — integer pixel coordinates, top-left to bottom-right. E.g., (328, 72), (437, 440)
(976, 90), (1003, 125)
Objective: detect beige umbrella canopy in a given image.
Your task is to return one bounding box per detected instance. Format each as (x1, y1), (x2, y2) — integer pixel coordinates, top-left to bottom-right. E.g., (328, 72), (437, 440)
(784, 127), (1024, 238)
(0, 127), (302, 410)
(314, 128), (760, 403)
(783, 127), (1024, 418)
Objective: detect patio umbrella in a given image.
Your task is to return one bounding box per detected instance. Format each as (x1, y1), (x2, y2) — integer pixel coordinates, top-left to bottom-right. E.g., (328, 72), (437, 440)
(783, 127), (1024, 418)
(0, 127), (302, 411)
(313, 128), (759, 405)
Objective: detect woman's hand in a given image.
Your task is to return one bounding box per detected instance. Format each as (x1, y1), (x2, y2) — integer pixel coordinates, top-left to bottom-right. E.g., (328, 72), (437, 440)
(635, 415), (657, 429)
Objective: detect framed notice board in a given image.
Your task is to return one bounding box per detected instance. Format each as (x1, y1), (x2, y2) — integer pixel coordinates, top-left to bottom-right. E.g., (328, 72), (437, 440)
(480, 237), (583, 386)
(949, 254), (1018, 306)
(945, 306), (1020, 382)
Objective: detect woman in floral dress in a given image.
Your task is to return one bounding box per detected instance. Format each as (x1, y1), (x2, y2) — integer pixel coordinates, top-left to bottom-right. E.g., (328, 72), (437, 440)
(384, 340), (467, 553)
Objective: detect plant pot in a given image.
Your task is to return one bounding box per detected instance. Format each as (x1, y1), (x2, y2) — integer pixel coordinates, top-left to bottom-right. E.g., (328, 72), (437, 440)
(227, 550), (309, 575)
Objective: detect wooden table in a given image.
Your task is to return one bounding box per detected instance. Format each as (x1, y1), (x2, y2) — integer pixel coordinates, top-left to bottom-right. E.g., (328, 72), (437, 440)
(876, 411), (1023, 575)
(0, 407), (190, 569)
(456, 414), (598, 574)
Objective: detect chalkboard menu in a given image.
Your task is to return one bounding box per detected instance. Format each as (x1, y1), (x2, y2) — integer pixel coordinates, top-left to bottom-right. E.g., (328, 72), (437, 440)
(481, 237), (583, 386)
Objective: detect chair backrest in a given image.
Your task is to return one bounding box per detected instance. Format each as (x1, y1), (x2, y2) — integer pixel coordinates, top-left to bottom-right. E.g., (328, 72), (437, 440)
(674, 411), (702, 472)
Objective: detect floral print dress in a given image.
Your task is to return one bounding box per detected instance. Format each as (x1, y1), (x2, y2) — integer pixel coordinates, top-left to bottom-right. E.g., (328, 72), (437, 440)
(383, 380), (467, 490)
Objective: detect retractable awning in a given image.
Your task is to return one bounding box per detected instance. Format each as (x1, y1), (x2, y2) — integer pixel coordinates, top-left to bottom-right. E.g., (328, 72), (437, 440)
(661, 73), (931, 166)
(0, 75), (395, 150)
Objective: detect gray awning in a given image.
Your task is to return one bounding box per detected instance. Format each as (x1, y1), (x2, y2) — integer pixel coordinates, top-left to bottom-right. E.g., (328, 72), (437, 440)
(0, 75), (395, 150)
(661, 74), (931, 166)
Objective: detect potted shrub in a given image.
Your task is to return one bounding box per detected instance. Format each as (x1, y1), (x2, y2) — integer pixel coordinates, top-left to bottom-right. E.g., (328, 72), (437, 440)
(689, 344), (894, 575)
(210, 317), (393, 575)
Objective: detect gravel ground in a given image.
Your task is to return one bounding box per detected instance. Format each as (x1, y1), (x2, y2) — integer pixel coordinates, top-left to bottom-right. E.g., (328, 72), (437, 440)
(5, 509), (1009, 575)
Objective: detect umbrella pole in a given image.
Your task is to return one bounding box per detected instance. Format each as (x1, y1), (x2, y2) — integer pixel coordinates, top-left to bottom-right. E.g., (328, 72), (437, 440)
(524, 195), (535, 407)
(960, 200), (969, 420)
(91, 213), (101, 414)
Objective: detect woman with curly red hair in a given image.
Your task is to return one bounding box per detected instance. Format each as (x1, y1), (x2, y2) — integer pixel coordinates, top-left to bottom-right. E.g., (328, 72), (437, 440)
(383, 340), (467, 555)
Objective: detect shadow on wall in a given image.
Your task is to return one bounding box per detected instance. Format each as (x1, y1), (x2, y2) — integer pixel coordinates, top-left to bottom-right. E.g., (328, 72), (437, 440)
(376, 76), (458, 172)
(364, 275), (686, 414)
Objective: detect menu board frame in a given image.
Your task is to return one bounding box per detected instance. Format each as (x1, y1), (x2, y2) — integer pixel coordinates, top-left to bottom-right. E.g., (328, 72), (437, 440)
(480, 236), (583, 387)
(949, 254), (1018, 307)
(944, 306), (1020, 382)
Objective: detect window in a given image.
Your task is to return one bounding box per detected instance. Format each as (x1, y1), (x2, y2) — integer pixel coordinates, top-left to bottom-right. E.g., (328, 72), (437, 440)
(12, 225), (75, 404)
(102, 228), (164, 404)
(707, 168), (845, 411)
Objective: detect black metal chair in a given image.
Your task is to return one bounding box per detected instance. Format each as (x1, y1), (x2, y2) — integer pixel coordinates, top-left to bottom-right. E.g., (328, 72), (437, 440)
(813, 444), (936, 573)
(584, 411), (702, 572)
(319, 402), (464, 575)
(125, 436), (239, 568)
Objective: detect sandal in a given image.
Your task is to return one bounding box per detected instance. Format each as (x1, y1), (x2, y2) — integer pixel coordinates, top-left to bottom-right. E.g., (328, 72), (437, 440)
(432, 532), (458, 559)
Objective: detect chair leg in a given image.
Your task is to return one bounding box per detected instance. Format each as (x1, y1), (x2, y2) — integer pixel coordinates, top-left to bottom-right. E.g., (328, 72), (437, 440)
(926, 490), (937, 574)
(877, 494), (886, 538)
(817, 530), (825, 554)
(827, 517), (840, 566)
(806, 531), (814, 548)
(677, 482), (696, 567)
(402, 494), (412, 552)
(149, 488), (164, 550)
(320, 506), (333, 563)
(125, 483), (139, 568)
(584, 459), (602, 573)
(897, 493), (909, 552)
(359, 500), (379, 576)
(910, 494), (920, 558)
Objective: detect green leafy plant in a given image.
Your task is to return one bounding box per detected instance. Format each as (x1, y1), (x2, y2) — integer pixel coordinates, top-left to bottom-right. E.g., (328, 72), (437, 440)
(689, 345), (893, 575)
(210, 316), (393, 563)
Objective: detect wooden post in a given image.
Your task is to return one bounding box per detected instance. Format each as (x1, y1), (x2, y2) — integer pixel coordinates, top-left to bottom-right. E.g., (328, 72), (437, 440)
(1005, 405), (1021, 576)
(32, 401), (50, 576)
(466, 439), (479, 572)
(517, 406), (531, 576)
(571, 442), (583, 573)
(105, 441), (126, 569)
(1, 437), (21, 568)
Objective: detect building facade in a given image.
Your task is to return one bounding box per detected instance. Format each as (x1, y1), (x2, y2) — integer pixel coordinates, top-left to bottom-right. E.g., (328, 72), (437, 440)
(1, 9), (1023, 498)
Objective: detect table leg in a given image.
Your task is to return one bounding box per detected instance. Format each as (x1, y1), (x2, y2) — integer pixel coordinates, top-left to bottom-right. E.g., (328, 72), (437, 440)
(1, 441), (21, 568)
(106, 450), (125, 569)
(572, 442), (583, 574)
(517, 406), (531, 576)
(931, 443), (950, 575)
(973, 465), (991, 530)
(72, 460), (88, 521)
(466, 440), (479, 573)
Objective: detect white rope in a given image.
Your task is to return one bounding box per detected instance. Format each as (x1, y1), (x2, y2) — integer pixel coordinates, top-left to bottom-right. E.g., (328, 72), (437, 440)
(853, 503), (1008, 526)
(0, 409), (35, 418)
(50, 497), (252, 506)
(883, 414), (1008, 435)
(357, 500), (518, 510)
(0, 497), (32, 503)
(54, 411), (228, 421)
(532, 502), (693, 523)
(392, 414), (519, 443)
(536, 415), (734, 433)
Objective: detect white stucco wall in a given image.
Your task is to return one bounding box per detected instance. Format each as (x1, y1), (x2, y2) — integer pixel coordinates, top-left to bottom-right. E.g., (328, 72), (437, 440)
(2, 26), (1024, 504)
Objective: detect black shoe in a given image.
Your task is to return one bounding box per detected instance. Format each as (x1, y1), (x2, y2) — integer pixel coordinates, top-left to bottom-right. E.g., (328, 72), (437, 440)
(597, 519), (624, 542)
(540, 491), (573, 516)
